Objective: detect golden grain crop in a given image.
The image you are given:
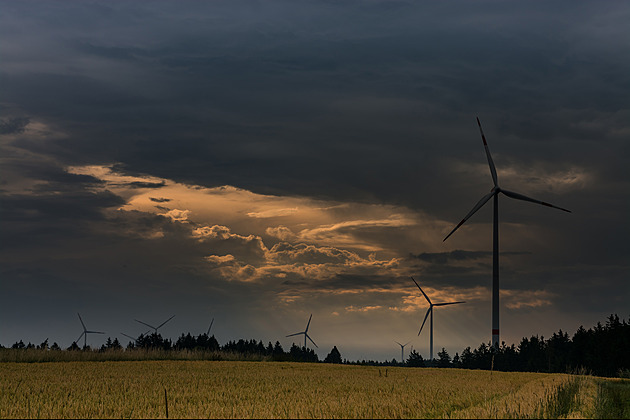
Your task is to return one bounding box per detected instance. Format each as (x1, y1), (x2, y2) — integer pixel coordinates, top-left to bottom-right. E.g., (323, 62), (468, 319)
(0, 361), (586, 419)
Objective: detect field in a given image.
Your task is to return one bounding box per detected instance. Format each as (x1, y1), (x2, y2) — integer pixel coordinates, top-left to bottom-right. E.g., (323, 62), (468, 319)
(0, 360), (625, 419)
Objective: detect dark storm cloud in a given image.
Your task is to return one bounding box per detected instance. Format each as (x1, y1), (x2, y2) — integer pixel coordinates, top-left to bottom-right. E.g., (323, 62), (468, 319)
(409, 250), (531, 265)
(282, 274), (399, 292)
(5, 0), (628, 199)
(125, 180), (166, 189)
(0, 117), (30, 135)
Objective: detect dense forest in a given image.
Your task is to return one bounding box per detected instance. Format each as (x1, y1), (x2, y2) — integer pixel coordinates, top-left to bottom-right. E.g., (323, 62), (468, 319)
(4, 314), (628, 377)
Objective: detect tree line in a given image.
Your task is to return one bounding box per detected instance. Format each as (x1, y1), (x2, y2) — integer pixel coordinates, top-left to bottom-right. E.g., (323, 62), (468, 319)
(319, 313), (630, 377)
(7, 332), (342, 364)
(4, 314), (627, 377)
(389, 313), (628, 377)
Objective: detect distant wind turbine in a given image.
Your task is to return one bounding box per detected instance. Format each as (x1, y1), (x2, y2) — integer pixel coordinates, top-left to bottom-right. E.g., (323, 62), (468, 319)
(411, 277), (465, 362)
(76, 313), (104, 348)
(394, 340), (411, 363)
(206, 318), (214, 336)
(134, 315), (175, 335)
(286, 314), (318, 349)
(443, 117), (571, 348)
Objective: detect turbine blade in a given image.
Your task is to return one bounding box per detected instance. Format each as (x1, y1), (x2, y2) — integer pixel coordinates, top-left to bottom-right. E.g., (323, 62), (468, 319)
(306, 334), (318, 348)
(394, 341), (402, 347)
(404, 341), (411, 347)
(433, 301), (466, 307)
(411, 277), (432, 305)
(135, 319), (156, 330)
(77, 313), (86, 330)
(156, 315), (175, 330)
(477, 117), (498, 187)
(286, 332), (303, 338)
(121, 333), (137, 341)
(501, 189), (571, 213)
(76, 332), (85, 343)
(305, 314), (312, 333)
(418, 307), (432, 336)
(207, 318), (214, 335)
(86, 330), (105, 334)
(443, 190), (496, 241)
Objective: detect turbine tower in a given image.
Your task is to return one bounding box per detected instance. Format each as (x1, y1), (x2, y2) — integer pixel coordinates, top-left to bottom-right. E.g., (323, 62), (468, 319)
(444, 117), (570, 348)
(286, 314), (318, 349)
(134, 315), (175, 335)
(412, 277), (465, 362)
(394, 340), (411, 363)
(76, 313), (104, 348)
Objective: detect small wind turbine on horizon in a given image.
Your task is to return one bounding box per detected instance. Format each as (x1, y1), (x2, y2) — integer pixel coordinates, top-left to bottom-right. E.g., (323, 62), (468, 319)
(134, 315), (175, 335)
(412, 277), (465, 362)
(76, 313), (104, 348)
(443, 117), (571, 348)
(394, 340), (411, 363)
(206, 318), (214, 336)
(286, 314), (318, 349)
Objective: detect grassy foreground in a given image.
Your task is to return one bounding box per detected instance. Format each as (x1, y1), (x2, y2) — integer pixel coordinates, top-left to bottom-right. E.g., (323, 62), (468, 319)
(0, 361), (624, 419)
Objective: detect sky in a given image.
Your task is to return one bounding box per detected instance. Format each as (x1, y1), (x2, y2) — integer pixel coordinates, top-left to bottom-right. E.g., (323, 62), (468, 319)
(1, 0), (629, 362)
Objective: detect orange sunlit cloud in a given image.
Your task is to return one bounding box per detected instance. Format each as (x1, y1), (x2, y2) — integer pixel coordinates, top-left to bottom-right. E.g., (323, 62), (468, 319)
(65, 164), (450, 258)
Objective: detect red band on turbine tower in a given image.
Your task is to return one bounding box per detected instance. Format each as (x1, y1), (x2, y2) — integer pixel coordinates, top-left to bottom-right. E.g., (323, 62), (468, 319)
(492, 329), (499, 335)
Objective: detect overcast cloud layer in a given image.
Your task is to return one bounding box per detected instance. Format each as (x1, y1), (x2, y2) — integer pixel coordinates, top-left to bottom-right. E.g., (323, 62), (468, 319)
(1, 1), (629, 361)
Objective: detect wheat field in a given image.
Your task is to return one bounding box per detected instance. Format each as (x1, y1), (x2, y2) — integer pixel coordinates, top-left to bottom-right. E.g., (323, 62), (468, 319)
(0, 361), (596, 418)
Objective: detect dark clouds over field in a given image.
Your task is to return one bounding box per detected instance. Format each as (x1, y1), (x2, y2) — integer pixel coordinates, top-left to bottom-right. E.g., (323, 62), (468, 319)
(1, 1), (628, 360)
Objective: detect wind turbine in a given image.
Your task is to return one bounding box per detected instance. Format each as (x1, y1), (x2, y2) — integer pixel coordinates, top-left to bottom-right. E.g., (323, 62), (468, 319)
(76, 313), (104, 349)
(286, 314), (318, 349)
(394, 340), (411, 363)
(444, 117), (571, 348)
(206, 318), (214, 336)
(121, 332), (139, 344)
(134, 315), (175, 335)
(411, 277), (465, 362)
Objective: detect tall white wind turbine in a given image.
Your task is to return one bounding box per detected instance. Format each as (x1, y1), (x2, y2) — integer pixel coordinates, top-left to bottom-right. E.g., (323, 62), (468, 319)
(76, 313), (104, 348)
(412, 277), (465, 362)
(444, 118), (571, 348)
(286, 314), (318, 349)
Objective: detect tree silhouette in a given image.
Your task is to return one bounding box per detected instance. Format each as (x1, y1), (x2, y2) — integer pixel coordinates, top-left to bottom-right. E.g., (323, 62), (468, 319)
(11, 340), (25, 349)
(324, 346), (342, 364)
(437, 348), (451, 368)
(406, 350), (425, 367)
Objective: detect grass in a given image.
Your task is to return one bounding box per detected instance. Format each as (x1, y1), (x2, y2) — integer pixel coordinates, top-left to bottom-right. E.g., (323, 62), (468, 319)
(0, 348), (265, 363)
(0, 360), (626, 418)
(594, 379), (630, 419)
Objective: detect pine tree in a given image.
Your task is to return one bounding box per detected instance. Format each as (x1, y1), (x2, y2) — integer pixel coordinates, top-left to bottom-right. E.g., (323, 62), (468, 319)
(437, 348), (451, 368)
(324, 346), (342, 364)
(406, 350), (425, 367)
